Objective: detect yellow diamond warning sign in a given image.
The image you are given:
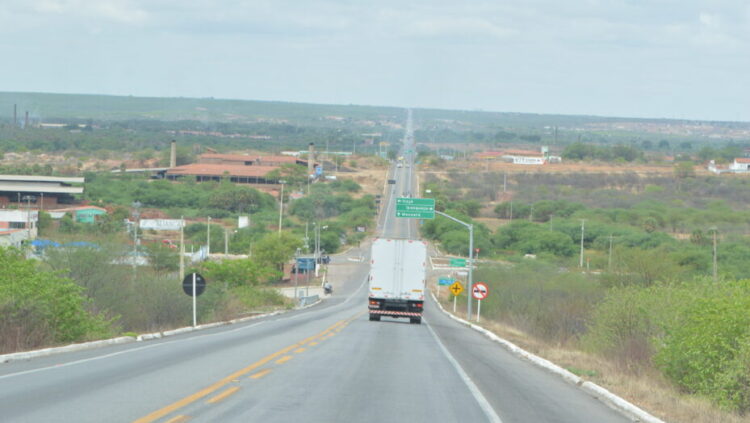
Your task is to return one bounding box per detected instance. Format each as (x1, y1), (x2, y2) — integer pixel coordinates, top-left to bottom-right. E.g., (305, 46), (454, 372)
(449, 281), (464, 296)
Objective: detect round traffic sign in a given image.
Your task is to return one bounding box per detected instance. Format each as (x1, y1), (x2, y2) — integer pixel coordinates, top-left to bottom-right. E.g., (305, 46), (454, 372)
(472, 282), (489, 300)
(182, 272), (207, 297)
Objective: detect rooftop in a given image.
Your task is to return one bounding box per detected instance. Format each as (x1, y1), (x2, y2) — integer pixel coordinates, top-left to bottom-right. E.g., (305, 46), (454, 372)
(0, 181), (83, 194)
(199, 154), (304, 164)
(0, 175), (84, 184)
(503, 150), (545, 157)
(166, 164), (280, 178)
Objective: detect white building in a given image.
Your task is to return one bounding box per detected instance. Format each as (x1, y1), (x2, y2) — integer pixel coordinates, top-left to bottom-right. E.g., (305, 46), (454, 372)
(0, 210), (38, 247)
(729, 158), (750, 172)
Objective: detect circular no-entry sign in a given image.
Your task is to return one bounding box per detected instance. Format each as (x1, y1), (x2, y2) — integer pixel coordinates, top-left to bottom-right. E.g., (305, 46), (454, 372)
(182, 273), (207, 297)
(472, 282), (489, 300)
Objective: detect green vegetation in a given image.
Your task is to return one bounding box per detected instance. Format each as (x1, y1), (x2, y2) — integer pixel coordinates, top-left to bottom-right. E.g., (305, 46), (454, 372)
(0, 170), (374, 354)
(0, 248), (111, 353)
(561, 142), (644, 162)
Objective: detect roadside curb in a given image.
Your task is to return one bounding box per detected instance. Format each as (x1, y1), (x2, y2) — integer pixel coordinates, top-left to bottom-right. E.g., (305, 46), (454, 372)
(430, 291), (667, 423)
(0, 300), (324, 365)
(0, 336), (136, 364)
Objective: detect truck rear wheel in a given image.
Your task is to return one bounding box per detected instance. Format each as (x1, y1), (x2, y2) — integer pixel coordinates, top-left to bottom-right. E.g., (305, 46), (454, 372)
(369, 314), (381, 321)
(410, 317), (421, 324)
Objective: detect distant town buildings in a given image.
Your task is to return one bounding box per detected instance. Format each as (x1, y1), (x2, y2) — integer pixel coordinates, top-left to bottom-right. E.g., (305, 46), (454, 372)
(165, 153), (318, 185)
(474, 147), (561, 165)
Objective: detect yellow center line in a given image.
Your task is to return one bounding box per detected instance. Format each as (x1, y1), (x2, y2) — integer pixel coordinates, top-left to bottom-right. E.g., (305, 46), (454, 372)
(275, 355), (293, 364)
(132, 316), (352, 423)
(308, 342), (318, 346)
(249, 369), (272, 379)
(165, 416), (191, 423)
(206, 386), (240, 404)
(294, 348), (306, 353)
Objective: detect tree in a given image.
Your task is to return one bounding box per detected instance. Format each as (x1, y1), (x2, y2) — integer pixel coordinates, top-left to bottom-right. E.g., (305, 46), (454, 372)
(37, 211), (52, 234)
(674, 161), (696, 179)
(144, 243), (178, 273)
(253, 232), (303, 273)
(265, 164), (307, 188)
(201, 258), (277, 287)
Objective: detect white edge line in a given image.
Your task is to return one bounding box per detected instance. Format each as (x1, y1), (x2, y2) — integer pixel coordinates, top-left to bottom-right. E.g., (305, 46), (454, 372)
(0, 300), (319, 365)
(425, 318), (503, 423)
(430, 291), (667, 423)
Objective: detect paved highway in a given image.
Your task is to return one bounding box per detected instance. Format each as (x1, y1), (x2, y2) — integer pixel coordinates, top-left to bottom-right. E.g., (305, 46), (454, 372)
(0, 110), (632, 422)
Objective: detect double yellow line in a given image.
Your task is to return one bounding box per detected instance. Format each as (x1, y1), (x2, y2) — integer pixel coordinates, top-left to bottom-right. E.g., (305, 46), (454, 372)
(133, 313), (360, 423)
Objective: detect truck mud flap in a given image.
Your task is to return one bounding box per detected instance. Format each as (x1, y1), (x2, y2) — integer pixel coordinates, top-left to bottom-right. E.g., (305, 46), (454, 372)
(369, 310), (422, 318)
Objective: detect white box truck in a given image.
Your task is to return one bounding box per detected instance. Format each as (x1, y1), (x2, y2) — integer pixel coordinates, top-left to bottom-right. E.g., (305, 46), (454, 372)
(368, 238), (427, 324)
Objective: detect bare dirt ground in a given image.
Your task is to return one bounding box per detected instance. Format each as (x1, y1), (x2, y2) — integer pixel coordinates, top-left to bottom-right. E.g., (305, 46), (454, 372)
(424, 158), (715, 177)
(345, 157), (388, 198)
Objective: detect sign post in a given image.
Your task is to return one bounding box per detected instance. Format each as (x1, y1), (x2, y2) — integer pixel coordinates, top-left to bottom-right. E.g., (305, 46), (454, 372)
(449, 281), (463, 313)
(471, 282), (489, 323)
(182, 273), (206, 327)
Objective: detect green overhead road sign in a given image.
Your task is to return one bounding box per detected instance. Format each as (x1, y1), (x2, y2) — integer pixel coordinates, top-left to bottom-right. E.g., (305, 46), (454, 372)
(396, 197), (435, 219)
(449, 258), (467, 267)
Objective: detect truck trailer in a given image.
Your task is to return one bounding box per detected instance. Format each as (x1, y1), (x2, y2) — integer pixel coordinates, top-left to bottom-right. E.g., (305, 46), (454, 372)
(368, 238), (427, 324)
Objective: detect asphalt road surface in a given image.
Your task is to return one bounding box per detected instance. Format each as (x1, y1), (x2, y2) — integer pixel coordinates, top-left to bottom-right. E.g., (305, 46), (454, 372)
(0, 111), (633, 423)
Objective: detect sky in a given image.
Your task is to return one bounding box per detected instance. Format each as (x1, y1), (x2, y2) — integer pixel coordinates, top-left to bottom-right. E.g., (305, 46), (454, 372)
(0, 0), (748, 122)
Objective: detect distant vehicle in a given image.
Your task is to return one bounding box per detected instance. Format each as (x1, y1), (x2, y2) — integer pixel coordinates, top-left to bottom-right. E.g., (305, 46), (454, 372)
(397, 163), (403, 168)
(368, 238), (427, 324)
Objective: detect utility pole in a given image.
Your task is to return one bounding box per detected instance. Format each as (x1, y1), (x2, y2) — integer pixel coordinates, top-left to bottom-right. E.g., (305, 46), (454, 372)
(305, 222), (309, 251)
(509, 201), (513, 221)
(711, 227), (718, 282)
(206, 216), (211, 257)
(224, 228), (229, 254)
(503, 173), (507, 193)
(179, 216), (185, 281)
(23, 195), (33, 239)
(131, 201), (142, 279)
(278, 181), (286, 236)
(579, 219), (586, 268)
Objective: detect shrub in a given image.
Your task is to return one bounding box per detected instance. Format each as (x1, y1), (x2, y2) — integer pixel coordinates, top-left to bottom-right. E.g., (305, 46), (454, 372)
(655, 281), (750, 412)
(474, 261), (602, 344)
(0, 248), (111, 352)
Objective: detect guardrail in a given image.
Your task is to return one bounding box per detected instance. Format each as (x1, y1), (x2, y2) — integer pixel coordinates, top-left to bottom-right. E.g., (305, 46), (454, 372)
(298, 295), (319, 307)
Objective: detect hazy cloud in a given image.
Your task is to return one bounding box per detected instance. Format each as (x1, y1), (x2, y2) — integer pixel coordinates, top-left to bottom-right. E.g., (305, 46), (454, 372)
(0, 0), (747, 121)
